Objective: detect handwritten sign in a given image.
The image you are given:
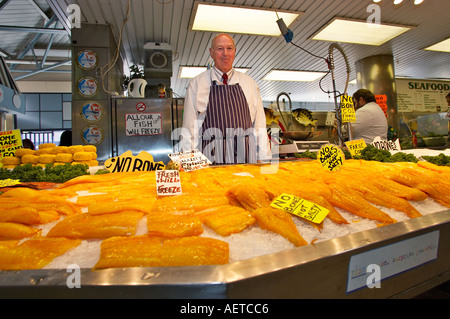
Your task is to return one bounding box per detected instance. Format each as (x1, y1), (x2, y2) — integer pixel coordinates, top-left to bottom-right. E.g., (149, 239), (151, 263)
(0, 179), (21, 187)
(270, 193), (329, 224)
(104, 150), (165, 173)
(345, 139), (367, 157)
(168, 149), (211, 172)
(340, 95), (356, 123)
(125, 113), (162, 136)
(0, 130), (22, 160)
(318, 144), (344, 171)
(375, 94), (388, 117)
(371, 136), (401, 151)
(156, 170), (182, 196)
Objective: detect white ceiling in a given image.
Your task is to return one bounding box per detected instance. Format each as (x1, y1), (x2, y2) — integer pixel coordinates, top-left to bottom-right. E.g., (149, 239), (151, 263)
(1, 0), (449, 103)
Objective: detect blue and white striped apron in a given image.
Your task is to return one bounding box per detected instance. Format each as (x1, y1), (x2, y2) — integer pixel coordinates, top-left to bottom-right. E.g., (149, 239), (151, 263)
(201, 81), (257, 165)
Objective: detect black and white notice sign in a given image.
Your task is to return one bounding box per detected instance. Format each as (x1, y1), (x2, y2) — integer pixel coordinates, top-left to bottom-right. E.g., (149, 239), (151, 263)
(125, 113), (162, 136)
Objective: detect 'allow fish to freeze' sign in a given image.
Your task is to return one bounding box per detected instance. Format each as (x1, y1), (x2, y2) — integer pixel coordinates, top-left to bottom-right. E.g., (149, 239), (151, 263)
(125, 113), (162, 136)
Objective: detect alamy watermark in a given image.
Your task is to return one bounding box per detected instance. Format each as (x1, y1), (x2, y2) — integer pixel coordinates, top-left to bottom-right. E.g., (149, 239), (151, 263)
(66, 264), (81, 288)
(367, 4), (381, 27)
(67, 4), (81, 29)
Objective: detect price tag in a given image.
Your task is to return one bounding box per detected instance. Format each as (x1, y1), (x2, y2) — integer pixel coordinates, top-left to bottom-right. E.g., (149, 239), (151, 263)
(155, 170), (182, 196)
(270, 193), (329, 224)
(168, 149), (211, 172)
(0, 179), (21, 187)
(340, 95), (356, 123)
(318, 144), (344, 171)
(345, 139), (367, 157)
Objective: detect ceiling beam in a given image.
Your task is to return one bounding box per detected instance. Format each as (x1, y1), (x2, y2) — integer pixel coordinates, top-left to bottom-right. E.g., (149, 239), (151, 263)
(13, 59), (71, 80)
(0, 25), (67, 34)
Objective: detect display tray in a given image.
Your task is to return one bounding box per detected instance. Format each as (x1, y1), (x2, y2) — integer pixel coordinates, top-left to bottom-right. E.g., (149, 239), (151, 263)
(0, 209), (448, 299)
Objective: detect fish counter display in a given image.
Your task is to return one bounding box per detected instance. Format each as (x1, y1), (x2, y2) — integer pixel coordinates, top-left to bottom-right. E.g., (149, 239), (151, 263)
(0, 158), (449, 298)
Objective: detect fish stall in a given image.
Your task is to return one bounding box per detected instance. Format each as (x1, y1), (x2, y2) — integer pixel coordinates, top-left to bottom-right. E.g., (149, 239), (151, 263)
(0, 148), (449, 299)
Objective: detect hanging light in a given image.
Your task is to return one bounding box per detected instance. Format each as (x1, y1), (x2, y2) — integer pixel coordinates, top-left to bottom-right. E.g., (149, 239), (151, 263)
(394, 0), (403, 4)
(414, 0), (424, 4)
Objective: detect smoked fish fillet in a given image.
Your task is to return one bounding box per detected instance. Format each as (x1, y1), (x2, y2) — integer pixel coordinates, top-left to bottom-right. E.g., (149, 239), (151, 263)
(87, 198), (156, 215)
(335, 175), (422, 218)
(387, 168), (450, 206)
(94, 236), (229, 269)
(0, 237), (81, 270)
(325, 182), (397, 224)
(227, 182), (273, 212)
(0, 207), (59, 225)
(161, 236), (229, 266)
(152, 194), (230, 213)
(147, 212), (204, 238)
(0, 222), (40, 239)
(253, 207), (308, 247)
(94, 236), (163, 269)
(197, 205), (256, 236)
(46, 211), (144, 239)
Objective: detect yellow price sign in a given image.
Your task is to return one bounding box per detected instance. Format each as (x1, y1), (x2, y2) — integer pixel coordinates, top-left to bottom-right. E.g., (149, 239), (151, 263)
(340, 95), (356, 123)
(345, 139), (367, 157)
(318, 144), (344, 171)
(270, 193), (329, 224)
(0, 179), (21, 187)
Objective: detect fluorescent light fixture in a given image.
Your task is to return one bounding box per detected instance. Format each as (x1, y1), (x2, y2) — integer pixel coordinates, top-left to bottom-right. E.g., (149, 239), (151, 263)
(312, 18), (412, 46)
(179, 66), (250, 78)
(179, 66), (207, 78)
(263, 70), (326, 82)
(190, 2), (301, 36)
(424, 38), (450, 53)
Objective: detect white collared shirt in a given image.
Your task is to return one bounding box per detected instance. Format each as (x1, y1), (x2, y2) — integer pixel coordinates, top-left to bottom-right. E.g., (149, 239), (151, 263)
(179, 66), (270, 160)
(350, 101), (388, 144)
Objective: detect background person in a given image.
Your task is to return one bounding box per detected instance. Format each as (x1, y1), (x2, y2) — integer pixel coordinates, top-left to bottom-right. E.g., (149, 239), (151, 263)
(180, 33), (270, 164)
(349, 89), (388, 144)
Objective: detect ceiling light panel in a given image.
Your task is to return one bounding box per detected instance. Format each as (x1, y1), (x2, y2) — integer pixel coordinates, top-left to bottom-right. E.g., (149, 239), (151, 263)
(424, 38), (450, 53)
(312, 18), (412, 46)
(190, 2), (302, 36)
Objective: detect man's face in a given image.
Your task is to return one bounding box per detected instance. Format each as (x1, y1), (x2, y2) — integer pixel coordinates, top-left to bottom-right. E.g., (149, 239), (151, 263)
(209, 35), (236, 73)
(353, 97), (365, 110)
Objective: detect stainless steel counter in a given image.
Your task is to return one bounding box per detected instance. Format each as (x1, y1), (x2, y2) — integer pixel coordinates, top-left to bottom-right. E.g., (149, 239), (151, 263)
(0, 209), (448, 299)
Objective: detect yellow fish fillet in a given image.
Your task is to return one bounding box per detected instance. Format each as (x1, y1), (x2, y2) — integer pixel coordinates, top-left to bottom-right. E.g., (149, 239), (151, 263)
(227, 182), (273, 212)
(147, 212), (203, 238)
(197, 205), (256, 236)
(46, 211), (144, 239)
(0, 237), (81, 270)
(0, 198), (80, 215)
(387, 168), (450, 206)
(152, 194), (230, 213)
(0, 207), (59, 225)
(161, 236), (229, 266)
(94, 236), (162, 269)
(338, 176), (422, 219)
(87, 198), (156, 215)
(325, 182), (396, 224)
(94, 236), (229, 269)
(370, 176), (428, 201)
(253, 207), (308, 247)
(0, 222), (40, 239)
